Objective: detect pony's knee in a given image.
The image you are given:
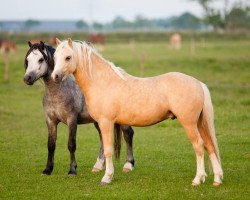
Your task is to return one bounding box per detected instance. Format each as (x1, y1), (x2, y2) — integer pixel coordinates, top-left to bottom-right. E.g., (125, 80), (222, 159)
(204, 143), (214, 154)
(68, 139), (76, 152)
(48, 135), (56, 152)
(191, 138), (204, 155)
(104, 146), (113, 158)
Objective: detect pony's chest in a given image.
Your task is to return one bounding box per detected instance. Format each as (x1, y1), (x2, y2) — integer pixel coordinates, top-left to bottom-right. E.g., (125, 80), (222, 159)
(84, 97), (116, 121)
(43, 96), (77, 123)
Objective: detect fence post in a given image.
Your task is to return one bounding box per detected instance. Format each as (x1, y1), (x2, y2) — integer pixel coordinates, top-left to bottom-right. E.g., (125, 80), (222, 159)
(4, 53), (9, 81)
(140, 53), (145, 77)
(191, 38), (196, 56)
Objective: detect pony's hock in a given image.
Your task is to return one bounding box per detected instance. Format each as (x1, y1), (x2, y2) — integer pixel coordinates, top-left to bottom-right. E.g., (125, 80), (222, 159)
(52, 38), (223, 186)
(24, 41), (135, 176)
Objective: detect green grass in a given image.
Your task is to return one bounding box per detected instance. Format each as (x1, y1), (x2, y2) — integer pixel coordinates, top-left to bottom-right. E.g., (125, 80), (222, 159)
(0, 40), (249, 199)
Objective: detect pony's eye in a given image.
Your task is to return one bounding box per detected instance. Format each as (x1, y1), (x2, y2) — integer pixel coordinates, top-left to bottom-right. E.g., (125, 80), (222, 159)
(38, 58), (44, 63)
(65, 56), (71, 61)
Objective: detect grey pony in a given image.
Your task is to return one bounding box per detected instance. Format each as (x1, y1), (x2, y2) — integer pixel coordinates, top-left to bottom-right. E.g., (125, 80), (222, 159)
(23, 41), (135, 175)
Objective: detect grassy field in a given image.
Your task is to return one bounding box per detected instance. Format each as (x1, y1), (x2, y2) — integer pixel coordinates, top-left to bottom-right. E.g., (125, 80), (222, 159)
(0, 40), (249, 199)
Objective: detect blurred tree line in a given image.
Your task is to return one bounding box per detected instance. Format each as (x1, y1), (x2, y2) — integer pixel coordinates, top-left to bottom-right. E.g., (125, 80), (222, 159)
(20, 1), (250, 33)
(75, 1), (250, 32)
(75, 12), (203, 32)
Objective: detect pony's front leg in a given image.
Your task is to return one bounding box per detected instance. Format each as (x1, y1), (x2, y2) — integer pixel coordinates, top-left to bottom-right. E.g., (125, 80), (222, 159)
(67, 118), (77, 175)
(99, 120), (114, 185)
(121, 125), (135, 173)
(92, 122), (105, 172)
(42, 118), (57, 175)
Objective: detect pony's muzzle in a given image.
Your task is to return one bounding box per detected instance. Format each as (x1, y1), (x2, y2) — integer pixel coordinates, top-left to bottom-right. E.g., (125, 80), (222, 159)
(51, 71), (63, 83)
(23, 73), (35, 85)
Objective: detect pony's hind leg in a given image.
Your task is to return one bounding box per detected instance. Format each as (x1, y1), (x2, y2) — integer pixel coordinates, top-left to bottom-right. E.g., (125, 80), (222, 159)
(182, 123), (207, 186)
(67, 118), (77, 175)
(209, 153), (223, 186)
(121, 125), (135, 173)
(198, 122), (223, 186)
(42, 118), (58, 175)
(92, 122), (105, 173)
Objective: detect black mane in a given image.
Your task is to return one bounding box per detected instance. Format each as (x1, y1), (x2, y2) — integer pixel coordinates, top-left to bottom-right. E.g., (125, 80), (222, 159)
(24, 42), (55, 70)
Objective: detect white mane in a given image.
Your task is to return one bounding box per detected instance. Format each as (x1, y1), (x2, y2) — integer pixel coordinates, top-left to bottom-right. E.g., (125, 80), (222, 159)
(66, 40), (127, 80)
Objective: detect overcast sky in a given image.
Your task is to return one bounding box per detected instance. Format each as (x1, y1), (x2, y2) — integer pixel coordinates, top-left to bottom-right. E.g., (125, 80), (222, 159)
(0, 0), (248, 22)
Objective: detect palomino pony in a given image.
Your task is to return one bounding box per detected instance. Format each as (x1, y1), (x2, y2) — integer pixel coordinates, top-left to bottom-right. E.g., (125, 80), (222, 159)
(51, 38), (223, 186)
(24, 41), (135, 175)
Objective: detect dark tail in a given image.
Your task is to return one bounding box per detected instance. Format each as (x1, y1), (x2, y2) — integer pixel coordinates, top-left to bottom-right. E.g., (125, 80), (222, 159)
(114, 124), (122, 160)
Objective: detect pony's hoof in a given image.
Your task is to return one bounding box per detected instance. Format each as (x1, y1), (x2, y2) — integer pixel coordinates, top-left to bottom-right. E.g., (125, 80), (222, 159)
(68, 170), (76, 176)
(100, 173), (113, 185)
(92, 167), (102, 173)
(42, 169), (51, 176)
(92, 159), (104, 173)
(191, 182), (200, 186)
(123, 162), (134, 173)
(213, 182), (222, 186)
(192, 173), (207, 186)
(100, 181), (109, 186)
(68, 174), (76, 177)
(123, 168), (132, 173)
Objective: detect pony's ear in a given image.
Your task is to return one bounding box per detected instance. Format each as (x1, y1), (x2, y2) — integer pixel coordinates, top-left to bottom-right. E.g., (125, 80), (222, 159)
(40, 41), (45, 49)
(28, 41), (32, 47)
(56, 38), (61, 46)
(68, 38), (73, 49)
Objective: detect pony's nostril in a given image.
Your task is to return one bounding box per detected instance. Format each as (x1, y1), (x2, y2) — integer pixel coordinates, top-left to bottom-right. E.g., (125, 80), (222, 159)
(24, 74), (34, 85)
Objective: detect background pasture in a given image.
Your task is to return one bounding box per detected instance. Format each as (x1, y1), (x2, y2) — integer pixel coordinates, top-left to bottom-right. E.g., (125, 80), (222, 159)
(0, 37), (249, 199)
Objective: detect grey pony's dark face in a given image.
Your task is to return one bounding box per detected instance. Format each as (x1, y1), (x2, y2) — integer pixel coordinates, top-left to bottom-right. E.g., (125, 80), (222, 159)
(24, 42), (51, 85)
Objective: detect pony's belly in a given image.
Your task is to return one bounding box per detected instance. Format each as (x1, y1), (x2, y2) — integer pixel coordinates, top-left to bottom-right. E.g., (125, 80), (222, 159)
(117, 115), (167, 126)
(116, 108), (171, 127)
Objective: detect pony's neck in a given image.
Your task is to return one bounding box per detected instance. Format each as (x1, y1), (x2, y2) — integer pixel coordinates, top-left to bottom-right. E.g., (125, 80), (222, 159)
(89, 52), (123, 82)
(42, 45), (57, 89)
(42, 67), (61, 91)
(73, 63), (90, 95)
(43, 70), (52, 83)
(73, 52), (121, 93)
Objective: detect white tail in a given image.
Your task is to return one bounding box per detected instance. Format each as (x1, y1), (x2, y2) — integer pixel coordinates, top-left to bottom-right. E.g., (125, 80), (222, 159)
(200, 82), (221, 164)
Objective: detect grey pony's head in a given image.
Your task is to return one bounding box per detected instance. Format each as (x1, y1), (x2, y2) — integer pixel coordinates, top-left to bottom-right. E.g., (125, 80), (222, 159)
(24, 41), (55, 85)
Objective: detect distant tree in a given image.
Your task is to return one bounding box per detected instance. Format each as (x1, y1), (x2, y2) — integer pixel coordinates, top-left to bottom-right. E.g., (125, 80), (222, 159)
(171, 12), (202, 29)
(76, 20), (89, 30)
(152, 18), (171, 28)
(189, 0), (225, 31)
(206, 9), (225, 30)
(112, 16), (132, 29)
(24, 19), (40, 30)
(134, 15), (152, 28)
(226, 4), (250, 30)
(195, 0), (211, 13)
(93, 22), (103, 31)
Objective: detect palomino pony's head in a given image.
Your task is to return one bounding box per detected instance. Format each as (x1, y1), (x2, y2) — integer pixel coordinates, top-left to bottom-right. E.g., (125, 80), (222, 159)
(52, 38), (80, 83)
(52, 38), (126, 83)
(24, 41), (55, 85)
